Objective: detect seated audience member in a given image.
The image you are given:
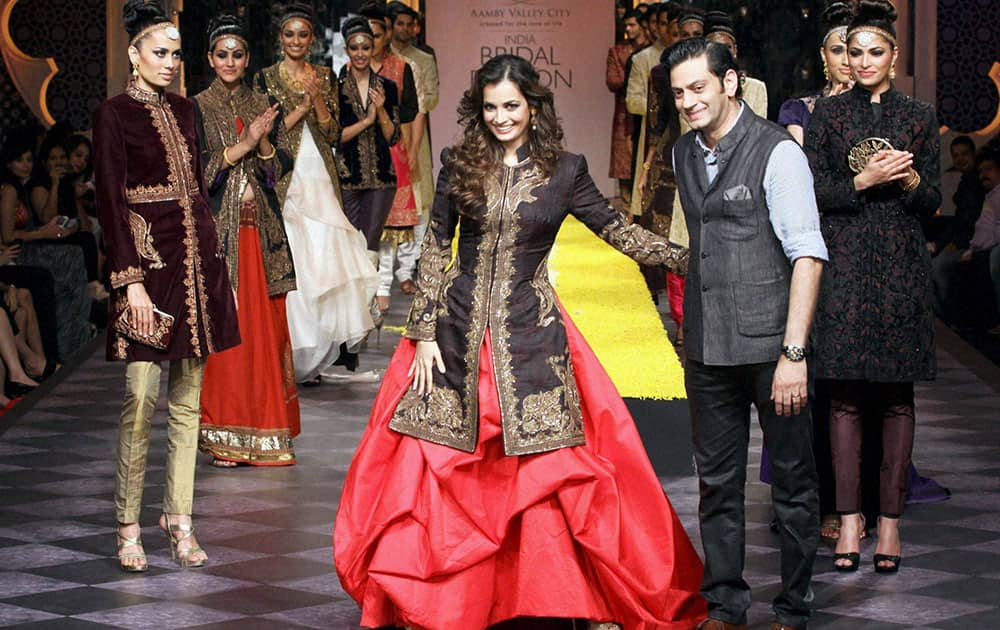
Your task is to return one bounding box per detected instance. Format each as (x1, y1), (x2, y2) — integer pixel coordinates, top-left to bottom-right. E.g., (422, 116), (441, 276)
(27, 136), (106, 301)
(1, 133), (91, 358)
(0, 242), (60, 367)
(931, 136), (986, 323)
(955, 149), (1000, 332)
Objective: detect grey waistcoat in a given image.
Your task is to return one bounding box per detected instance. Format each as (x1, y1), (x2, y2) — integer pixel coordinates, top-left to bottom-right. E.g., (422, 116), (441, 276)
(676, 107), (792, 366)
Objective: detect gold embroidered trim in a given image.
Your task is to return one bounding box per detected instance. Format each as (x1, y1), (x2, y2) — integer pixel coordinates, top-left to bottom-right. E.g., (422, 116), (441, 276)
(110, 265), (144, 289)
(599, 213), (689, 274)
(127, 210), (166, 269)
(111, 293), (130, 359)
(199, 425), (296, 463)
(531, 257), (556, 327)
(125, 183), (182, 204)
(514, 354), (584, 454)
(259, 64), (342, 207)
(492, 165), (554, 454)
(403, 220), (452, 341)
(145, 98), (210, 356)
(389, 385), (469, 448)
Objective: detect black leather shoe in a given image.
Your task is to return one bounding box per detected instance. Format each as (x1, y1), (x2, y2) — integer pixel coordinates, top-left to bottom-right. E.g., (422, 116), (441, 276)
(874, 553), (901, 573)
(833, 552), (860, 572)
(4, 381), (35, 398)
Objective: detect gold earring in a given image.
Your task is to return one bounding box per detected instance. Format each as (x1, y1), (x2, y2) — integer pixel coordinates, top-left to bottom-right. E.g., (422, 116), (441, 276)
(132, 63), (139, 78)
(889, 63), (896, 80)
(822, 59), (830, 82)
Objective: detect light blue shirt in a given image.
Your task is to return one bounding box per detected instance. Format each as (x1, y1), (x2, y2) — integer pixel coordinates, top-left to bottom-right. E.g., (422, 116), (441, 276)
(683, 105), (829, 263)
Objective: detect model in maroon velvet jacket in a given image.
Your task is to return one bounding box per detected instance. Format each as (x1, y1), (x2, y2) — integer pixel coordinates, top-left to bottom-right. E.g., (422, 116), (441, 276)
(94, 0), (241, 575)
(94, 82), (240, 362)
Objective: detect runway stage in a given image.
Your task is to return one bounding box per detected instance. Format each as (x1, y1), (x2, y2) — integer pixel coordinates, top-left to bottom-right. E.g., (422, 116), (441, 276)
(1, 241), (999, 628)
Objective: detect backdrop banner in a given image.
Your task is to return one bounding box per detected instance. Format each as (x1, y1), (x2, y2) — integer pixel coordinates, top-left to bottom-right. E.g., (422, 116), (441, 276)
(427, 0), (615, 196)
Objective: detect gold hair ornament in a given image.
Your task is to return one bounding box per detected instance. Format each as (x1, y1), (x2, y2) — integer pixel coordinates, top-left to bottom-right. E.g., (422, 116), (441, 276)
(211, 34), (247, 51)
(130, 21), (179, 47)
(351, 34), (371, 45)
(848, 137), (895, 173)
(847, 26), (895, 48)
(823, 26), (848, 46)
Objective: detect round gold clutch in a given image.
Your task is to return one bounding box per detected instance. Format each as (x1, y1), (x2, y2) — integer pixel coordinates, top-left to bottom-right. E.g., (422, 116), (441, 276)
(847, 137), (895, 174)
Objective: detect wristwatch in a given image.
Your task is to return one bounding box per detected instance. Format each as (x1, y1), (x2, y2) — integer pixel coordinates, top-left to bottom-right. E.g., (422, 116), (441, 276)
(782, 344), (806, 362)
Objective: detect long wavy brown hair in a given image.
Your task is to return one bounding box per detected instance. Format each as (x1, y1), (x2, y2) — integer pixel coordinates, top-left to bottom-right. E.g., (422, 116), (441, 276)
(447, 55), (563, 216)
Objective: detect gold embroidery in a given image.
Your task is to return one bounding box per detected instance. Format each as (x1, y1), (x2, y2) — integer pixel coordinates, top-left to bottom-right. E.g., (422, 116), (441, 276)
(127, 210), (166, 269)
(199, 425), (295, 464)
(125, 183), (181, 204)
(404, 219), (453, 341)
(531, 257), (556, 327)
(491, 165), (554, 454)
(195, 79), (295, 296)
(110, 265), (144, 289)
(111, 293), (130, 359)
(259, 64), (342, 207)
(515, 355), (584, 450)
(599, 213), (689, 274)
(145, 97), (210, 356)
(337, 71), (397, 190)
(389, 385), (469, 447)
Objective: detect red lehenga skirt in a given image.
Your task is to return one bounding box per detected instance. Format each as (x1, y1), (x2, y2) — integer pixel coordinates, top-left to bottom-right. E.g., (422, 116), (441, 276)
(383, 144), (418, 240)
(334, 311), (706, 629)
(199, 203), (300, 465)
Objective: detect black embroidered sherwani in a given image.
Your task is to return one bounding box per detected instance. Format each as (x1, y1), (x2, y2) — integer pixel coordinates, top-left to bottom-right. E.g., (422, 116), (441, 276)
(391, 147), (688, 455)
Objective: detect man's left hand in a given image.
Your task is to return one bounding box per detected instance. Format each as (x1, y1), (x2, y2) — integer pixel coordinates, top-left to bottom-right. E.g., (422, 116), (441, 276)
(771, 356), (808, 417)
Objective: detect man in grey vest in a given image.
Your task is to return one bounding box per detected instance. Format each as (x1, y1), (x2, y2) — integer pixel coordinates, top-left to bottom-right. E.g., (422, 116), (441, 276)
(665, 38), (827, 630)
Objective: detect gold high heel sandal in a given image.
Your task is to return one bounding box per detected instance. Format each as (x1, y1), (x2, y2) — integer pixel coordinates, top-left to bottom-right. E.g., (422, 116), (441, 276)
(160, 513), (206, 568)
(116, 527), (148, 572)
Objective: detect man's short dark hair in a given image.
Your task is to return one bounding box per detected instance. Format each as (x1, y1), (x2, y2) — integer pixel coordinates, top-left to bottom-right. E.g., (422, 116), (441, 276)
(662, 1), (684, 22)
(386, 1), (417, 24)
(665, 37), (742, 99)
(975, 146), (999, 168)
(624, 9), (643, 22)
(951, 135), (976, 153)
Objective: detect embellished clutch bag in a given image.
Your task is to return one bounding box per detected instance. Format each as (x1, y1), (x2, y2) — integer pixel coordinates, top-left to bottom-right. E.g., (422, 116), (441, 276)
(848, 137), (895, 174)
(114, 306), (175, 351)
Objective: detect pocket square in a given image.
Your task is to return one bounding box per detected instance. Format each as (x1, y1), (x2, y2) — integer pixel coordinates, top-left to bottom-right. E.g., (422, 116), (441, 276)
(723, 184), (753, 201)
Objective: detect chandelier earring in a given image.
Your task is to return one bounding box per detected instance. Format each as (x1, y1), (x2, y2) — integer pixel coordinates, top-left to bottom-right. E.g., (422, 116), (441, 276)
(822, 59), (830, 82)
(132, 63), (139, 78)
(889, 62), (896, 80)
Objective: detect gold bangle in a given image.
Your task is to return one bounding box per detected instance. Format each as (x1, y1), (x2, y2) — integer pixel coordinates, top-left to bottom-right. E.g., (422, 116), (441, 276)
(901, 170), (920, 192)
(257, 145), (277, 160)
(316, 113), (332, 124)
(223, 146), (238, 167)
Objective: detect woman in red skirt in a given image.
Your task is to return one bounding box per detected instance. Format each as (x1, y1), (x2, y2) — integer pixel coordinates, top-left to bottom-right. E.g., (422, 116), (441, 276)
(194, 15), (300, 466)
(335, 55), (706, 629)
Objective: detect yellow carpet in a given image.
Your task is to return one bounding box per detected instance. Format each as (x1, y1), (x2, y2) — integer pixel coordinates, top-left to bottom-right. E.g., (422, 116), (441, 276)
(549, 216), (686, 400)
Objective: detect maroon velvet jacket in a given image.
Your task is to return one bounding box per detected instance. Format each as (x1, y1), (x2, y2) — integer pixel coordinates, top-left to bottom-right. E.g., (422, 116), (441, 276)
(93, 83), (240, 362)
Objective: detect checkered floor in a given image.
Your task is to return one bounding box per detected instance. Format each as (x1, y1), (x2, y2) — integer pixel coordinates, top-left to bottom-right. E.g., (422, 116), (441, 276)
(1, 301), (998, 629)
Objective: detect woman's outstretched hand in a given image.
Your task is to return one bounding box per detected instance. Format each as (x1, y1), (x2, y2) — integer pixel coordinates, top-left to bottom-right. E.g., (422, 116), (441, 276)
(409, 340), (445, 396)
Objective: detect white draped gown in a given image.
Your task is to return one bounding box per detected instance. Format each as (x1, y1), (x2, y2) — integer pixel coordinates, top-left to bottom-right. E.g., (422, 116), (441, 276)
(282, 124), (379, 381)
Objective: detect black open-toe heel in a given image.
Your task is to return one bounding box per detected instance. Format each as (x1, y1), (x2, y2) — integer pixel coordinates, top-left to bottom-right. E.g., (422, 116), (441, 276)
(874, 553), (901, 574)
(833, 552), (860, 572)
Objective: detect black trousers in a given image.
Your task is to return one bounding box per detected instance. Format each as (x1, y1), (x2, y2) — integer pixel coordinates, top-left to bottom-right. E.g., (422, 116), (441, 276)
(341, 187), (397, 252)
(686, 359), (819, 630)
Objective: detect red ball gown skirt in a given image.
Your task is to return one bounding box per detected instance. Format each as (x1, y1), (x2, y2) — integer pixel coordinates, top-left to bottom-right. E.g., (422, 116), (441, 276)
(199, 212), (301, 466)
(334, 311), (706, 629)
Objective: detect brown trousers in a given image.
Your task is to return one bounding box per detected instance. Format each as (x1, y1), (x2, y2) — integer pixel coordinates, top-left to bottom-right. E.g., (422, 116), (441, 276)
(828, 380), (915, 518)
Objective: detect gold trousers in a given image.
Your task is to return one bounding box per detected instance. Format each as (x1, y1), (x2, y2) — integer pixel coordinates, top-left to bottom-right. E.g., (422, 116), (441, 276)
(115, 358), (205, 524)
